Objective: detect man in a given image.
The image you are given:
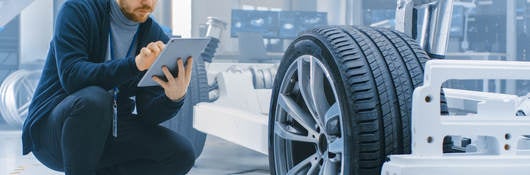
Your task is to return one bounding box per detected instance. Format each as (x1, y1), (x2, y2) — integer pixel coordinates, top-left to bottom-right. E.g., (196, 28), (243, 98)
(22, 0), (195, 174)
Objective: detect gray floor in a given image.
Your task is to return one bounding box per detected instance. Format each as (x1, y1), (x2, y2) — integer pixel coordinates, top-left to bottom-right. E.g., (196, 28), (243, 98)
(188, 136), (269, 175)
(0, 123), (269, 175)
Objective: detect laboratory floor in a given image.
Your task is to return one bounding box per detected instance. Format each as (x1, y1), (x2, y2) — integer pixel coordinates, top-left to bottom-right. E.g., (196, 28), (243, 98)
(0, 123), (269, 175)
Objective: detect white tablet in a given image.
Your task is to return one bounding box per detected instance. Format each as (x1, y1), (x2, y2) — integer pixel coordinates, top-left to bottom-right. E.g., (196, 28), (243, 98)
(137, 38), (210, 87)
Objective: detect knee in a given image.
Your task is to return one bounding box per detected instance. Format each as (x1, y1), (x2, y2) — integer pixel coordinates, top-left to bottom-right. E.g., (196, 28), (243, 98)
(167, 146), (196, 175)
(71, 86), (112, 122)
(151, 127), (196, 174)
(164, 137), (196, 174)
(180, 145), (196, 171)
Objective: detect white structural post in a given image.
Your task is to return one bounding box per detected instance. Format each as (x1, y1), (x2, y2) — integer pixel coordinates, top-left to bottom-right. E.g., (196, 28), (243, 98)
(506, 0), (517, 94)
(171, 0), (192, 38)
(317, 0), (346, 25)
(20, 0), (53, 63)
(346, 0), (363, 25)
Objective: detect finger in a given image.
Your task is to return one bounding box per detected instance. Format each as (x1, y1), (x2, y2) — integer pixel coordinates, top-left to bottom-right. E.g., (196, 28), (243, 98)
(141, 48), (152, 57)
(146, 42), (158, 52)
(152, 41), (163, 49)
(161, 65), (175, 82)
(185, 69), (192, 88)
(152, 76), (168, 89)
(146, 42), (156, 49)
(177, 58), (184, 79)
(156, 41), (165, 50)
(185, 57), (193, 82)
(148, 44), (161, 55)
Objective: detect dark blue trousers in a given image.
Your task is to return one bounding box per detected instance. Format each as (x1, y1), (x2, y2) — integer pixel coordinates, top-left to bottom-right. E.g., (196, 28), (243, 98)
(32, 86), (195, 175)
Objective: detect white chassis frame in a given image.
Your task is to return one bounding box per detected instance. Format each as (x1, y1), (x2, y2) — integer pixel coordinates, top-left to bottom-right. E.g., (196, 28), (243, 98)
(381, 59), (530, 175)
(193, 63), (273, 155)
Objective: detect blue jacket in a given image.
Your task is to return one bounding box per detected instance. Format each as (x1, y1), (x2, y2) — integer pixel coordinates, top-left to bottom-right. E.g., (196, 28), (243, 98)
(22, 0), (184, 155)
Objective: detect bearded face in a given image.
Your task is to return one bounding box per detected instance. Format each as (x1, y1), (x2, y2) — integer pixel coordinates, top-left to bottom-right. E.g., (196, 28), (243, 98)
(116, 0), (158, 23)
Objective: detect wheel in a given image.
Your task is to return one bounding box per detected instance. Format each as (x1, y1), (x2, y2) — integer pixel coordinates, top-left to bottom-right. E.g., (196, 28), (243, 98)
(161, 55), (209, 159)
(269, 26), (429, 175)
(0, 70), (41, 127)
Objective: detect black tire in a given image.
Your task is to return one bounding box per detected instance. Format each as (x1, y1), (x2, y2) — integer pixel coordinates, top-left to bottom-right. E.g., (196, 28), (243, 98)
(268, 26), (429, 175)
(161, 55), (209, 159)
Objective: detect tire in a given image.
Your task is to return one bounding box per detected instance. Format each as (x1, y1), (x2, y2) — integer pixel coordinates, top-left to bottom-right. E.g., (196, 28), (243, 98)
(161, 55), (209, 159)
(268, 26), (429, 175)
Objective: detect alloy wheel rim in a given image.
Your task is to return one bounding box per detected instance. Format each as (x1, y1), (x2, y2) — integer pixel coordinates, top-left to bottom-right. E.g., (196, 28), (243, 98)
(273, 55), (344, 175)
(0, 70), (40, 127)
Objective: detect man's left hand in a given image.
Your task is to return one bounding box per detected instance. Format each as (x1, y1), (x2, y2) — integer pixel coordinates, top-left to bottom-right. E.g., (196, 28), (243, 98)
(152, 57), (193, 101)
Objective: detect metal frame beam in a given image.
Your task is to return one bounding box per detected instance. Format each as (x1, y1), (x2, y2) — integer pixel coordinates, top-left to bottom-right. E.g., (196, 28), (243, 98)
(396, 0), (454, 58)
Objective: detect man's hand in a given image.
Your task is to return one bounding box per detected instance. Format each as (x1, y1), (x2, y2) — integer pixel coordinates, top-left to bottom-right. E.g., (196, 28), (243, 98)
(151, 57), (193, 101)
(135, 41), (165, 71)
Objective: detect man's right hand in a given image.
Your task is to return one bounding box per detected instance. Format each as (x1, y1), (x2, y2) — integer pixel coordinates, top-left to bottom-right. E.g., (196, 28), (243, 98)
(135, 41), (165, 71)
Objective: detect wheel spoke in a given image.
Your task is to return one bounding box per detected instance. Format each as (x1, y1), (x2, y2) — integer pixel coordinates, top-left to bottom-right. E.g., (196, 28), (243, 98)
(325, 103), (340, 121)
(307, 158), (321, 175)
(286, 153), (319, 175)
(18, 101), (30, 115)
(19, 110), (28, 119)
(324, 103), (340, 135)
(328, 137), (344, 154)
(278, 94), (318, 135)
(297, 58), (317, 118)
(20, 79), (35, 95)
(319, 158), (339, 175)
(275, 122), (318, 143)
(309, 58), (330, 123)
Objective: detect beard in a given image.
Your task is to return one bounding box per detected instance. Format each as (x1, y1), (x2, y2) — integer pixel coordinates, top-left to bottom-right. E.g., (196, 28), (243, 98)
(120, 5), (153, 23)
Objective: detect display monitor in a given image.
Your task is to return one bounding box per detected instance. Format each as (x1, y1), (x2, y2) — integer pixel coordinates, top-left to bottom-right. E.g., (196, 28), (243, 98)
(231, 10), (279, 38)
(278, 11), (327, 39)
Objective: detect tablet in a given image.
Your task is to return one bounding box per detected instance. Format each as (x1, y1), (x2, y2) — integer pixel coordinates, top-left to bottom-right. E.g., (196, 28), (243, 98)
(137, 38), (211, 87)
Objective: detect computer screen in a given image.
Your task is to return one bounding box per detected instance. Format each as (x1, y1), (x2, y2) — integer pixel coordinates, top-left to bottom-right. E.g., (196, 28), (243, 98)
(278, 11), (327, 39)
(231, 10), (279, 38)
(231, 9), (328, 39)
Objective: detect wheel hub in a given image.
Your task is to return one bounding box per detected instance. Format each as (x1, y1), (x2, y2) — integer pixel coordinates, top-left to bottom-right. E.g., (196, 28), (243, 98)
(318, 134), (328, 154)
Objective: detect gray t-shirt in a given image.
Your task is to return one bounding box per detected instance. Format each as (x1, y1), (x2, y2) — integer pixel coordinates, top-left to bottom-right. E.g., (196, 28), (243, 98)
(106, 0), (139, 61)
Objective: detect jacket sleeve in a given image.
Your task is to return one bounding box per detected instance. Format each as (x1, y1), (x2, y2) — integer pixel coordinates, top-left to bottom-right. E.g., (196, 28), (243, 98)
(135, 86), (185, 125)
(54, 1), (140, 94)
